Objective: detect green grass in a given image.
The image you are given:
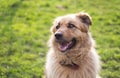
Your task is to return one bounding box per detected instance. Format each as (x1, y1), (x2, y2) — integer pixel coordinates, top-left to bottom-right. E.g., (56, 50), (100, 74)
(0, 0), (120, 78)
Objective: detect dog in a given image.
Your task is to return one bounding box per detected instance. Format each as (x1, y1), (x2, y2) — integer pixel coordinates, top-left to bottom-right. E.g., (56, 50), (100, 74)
(45, 12), (101, 78)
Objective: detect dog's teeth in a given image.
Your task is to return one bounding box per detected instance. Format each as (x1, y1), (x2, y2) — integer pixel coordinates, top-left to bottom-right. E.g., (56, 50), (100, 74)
(68, 41), (72, 45)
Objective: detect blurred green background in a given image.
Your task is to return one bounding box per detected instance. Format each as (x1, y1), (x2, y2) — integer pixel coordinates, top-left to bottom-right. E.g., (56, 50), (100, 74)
(0, 0), (120, 78)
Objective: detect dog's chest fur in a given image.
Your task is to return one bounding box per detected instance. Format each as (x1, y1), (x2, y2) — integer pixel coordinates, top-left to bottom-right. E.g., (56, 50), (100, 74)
(46, 49), (99, 78)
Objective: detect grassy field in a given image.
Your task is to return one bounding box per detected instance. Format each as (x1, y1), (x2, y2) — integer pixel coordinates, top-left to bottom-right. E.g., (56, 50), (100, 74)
(0, 0), (120, 78)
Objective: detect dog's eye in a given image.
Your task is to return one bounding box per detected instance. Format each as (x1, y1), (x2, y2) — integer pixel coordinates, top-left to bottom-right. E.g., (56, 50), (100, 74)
(56, 25), (60, 29)
(68, 23), (75, 28)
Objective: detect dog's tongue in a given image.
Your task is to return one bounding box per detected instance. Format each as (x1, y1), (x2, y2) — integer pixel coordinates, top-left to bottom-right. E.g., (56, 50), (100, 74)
(60, 42), (72, 52)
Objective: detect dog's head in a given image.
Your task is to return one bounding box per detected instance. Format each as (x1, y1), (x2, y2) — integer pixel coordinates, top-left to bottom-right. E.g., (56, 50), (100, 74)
(50, 12), (92, 52)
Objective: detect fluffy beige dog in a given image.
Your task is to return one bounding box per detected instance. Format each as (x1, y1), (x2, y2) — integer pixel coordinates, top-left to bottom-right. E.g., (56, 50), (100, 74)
(45, 12), (100, 78)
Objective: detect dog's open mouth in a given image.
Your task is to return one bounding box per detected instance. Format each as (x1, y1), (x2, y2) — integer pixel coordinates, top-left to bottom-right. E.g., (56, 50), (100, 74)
(58, 38), (76, 52)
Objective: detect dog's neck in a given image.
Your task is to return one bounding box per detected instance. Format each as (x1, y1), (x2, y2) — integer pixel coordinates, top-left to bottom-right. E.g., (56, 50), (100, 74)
(58, 52), (81, 70)
(56, 46), (90, 70)
(59, 61), (79, 70)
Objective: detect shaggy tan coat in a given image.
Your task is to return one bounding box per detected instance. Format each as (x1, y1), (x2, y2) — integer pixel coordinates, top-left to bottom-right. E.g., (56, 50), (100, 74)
(45, 12), (100, 78)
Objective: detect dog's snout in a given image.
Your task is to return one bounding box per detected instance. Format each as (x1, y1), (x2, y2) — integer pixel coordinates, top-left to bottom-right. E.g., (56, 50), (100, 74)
(55, 32), (63, 40)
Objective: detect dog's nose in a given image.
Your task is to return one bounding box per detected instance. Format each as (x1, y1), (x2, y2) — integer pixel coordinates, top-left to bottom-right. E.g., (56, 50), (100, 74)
(55, 32), (63, 40)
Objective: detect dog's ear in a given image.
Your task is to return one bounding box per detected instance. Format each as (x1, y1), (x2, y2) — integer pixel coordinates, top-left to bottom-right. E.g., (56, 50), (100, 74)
(76, 12), (92, 26)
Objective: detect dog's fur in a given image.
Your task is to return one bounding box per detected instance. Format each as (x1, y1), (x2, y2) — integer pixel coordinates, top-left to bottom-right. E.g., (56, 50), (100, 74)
(45, 12), (100, 78)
